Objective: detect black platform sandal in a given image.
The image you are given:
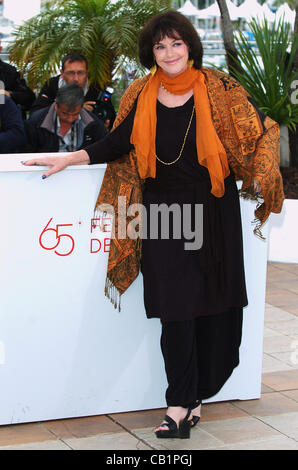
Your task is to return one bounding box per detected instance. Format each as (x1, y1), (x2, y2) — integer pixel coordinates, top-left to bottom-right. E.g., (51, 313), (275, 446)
(189, 400), (202, 428)
(155, 408), (192, 439)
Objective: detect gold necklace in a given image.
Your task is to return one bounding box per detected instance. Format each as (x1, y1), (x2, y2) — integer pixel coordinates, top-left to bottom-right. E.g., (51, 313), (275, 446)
(155, 105), (195, 166)
(160, 82), (173, 94)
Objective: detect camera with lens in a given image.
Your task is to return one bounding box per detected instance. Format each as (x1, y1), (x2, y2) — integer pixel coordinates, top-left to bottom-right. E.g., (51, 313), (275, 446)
(93, 86), (114, 128)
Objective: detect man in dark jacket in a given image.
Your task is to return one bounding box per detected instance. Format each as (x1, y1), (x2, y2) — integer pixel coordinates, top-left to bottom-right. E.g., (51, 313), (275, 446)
(24, 83), (106, 153)
(0, 95), (26, 153)
(30, 52), (115, 130)
(0, 41), (35, 112)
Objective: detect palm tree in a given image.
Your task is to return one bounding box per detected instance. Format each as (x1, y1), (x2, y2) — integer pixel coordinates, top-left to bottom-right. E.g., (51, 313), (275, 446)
(231, 18), (298, 130)
(216, 0), (241, 76)
(9, 0), (171, 90)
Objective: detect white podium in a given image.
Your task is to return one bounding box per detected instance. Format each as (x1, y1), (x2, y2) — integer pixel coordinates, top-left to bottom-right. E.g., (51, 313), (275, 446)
(0, 155), (267, 425)
(268, 199), (298, 264)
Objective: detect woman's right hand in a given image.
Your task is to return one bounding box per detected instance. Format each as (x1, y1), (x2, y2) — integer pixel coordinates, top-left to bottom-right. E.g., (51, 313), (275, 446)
(21, 156), (70, 179)
(21, 150), (90, 179)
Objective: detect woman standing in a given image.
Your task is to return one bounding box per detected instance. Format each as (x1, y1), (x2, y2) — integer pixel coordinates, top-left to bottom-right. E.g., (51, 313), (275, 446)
(23, 11), (284, 439)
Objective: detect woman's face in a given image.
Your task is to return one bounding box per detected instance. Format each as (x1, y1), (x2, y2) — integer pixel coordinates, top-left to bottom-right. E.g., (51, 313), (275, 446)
(153, 35), (189, 78)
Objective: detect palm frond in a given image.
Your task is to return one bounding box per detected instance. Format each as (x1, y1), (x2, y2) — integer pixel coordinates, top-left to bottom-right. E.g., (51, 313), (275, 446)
(8, 0), (171, 89)
(231, 17), (298, 130)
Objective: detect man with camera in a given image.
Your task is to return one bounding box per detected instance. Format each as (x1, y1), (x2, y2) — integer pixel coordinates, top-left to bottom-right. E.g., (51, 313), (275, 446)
(24, 83), (106, 153)
(0, 39), (35, 115)
(30, 52), (115, 130)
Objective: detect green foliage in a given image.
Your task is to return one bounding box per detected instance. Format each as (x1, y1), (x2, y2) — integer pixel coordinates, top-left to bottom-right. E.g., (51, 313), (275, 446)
(231, 17), (298, 131)
(9, 0), (171, 90)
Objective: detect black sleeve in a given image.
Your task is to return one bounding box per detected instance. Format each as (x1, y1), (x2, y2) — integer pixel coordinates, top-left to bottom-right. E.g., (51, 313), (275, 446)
(23, 120), (38, 153)
(81, 116), (107, 148)
(29, 77), (58, 114)
(0, 97), (26, 153)
(9, 73), (35, 109)
(30, 94), (52, 114)
(85, 99), (137, 164)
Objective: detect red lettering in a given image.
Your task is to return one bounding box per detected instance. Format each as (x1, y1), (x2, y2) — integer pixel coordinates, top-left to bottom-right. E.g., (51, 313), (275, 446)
(104, 238), (111, 253)
(91, 218), (100, 233)
(102, 217), (112, 233)
(90, 238), (101, 253)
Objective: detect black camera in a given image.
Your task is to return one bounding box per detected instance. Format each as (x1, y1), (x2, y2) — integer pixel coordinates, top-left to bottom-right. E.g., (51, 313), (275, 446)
(93, 87), (114, 124)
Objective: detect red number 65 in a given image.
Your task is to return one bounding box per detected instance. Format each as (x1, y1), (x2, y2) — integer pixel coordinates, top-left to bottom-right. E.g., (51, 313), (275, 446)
(39, 218), (75, 257)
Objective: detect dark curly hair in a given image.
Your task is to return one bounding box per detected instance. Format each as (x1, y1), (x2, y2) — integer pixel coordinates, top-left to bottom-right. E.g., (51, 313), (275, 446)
(138, 10), (203, 70)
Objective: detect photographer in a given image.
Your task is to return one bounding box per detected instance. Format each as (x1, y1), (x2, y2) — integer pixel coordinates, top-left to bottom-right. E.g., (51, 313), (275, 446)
(0, 39), (35, 115)
(30, 52), (115, 130)
(24, 83), (106, 153)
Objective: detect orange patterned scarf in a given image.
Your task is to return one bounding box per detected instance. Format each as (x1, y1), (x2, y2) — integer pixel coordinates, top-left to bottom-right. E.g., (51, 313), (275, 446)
(130, 67), (230, 197)
(95, 68), (284, 310)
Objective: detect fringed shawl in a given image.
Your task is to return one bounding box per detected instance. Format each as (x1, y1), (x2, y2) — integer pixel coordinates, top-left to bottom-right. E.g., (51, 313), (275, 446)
(95, 67), (284, 310)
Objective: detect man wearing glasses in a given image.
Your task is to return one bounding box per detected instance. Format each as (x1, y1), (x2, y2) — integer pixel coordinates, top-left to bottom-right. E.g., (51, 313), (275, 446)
(30, 52), (115, 130)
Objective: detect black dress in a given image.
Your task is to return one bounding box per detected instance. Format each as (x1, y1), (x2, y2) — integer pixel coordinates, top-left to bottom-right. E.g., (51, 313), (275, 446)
(85, 95), (248, 402)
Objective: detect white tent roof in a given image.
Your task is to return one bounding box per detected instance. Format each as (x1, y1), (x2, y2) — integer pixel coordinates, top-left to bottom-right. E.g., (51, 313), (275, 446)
(236, 0), (262, 18)
(197, 0), (240, 21)
(275, 3), (295, 26)
(226, 0), (242, 21)
(179, 0), (277, 24)
(261, 3), (275, 23)
(236, 0), (276, 22)
(178, 0), (201, 16)
(198, 2), (221, 19)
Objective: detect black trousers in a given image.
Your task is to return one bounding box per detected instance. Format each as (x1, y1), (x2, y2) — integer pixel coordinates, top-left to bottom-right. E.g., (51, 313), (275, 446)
(160, 307), (243, 408)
